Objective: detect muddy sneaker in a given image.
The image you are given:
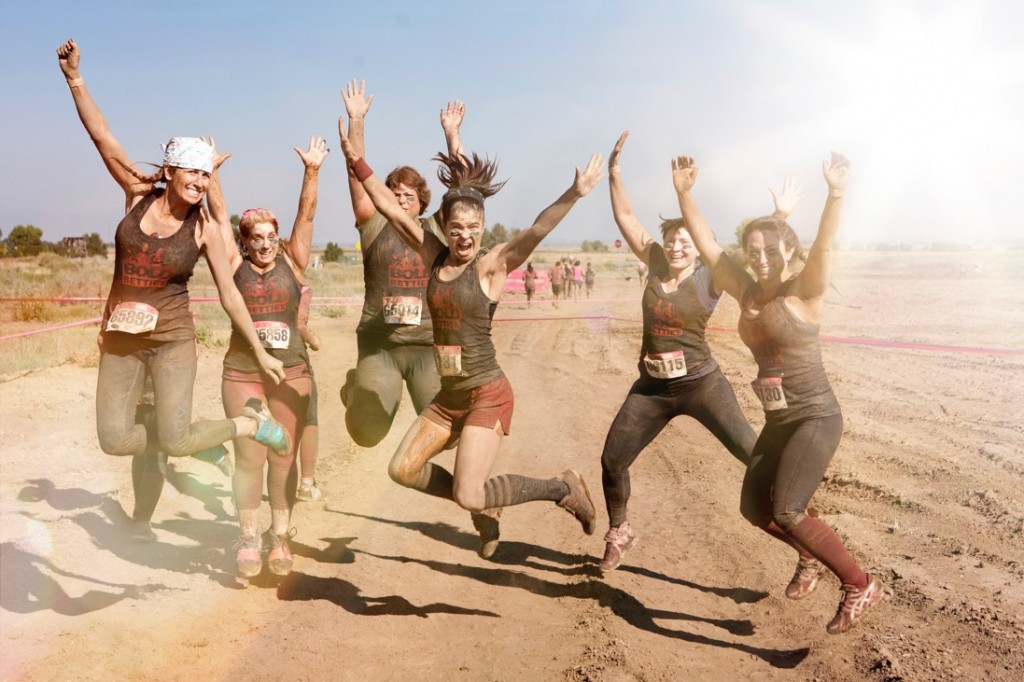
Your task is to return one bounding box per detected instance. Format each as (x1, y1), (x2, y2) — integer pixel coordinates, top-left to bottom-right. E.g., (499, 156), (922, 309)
(785, 555), (828, 600)
(193, 444), (234, 476)
(599, 522), (637, 572)
(234, 532), (263, 579)
(264, 529), (296, 576)
(296, 480), (322, 502)
(339, 368), (357, 407)
(471, 508), (502, 559)
(130, 520), (157, 544)
(827, 575), (888, 634)
(555, 469), (597, 535)
(243, 398), (290, 455)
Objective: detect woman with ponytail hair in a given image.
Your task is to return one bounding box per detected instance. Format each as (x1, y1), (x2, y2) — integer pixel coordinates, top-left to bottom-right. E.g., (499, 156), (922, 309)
(672, 150), (888, 635)
(338, 116), (605, 558)
(56, 39), (287, 543)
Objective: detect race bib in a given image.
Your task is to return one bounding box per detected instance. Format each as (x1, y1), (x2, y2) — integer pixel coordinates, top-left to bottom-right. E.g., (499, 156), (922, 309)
(383, 295), (422, 325)
(254, 321), (291, 349)
(106, 302), (158, 334)
(434, 344), (464, 377)
(643, 351), (688, 379)
(751, 377), (788, 411)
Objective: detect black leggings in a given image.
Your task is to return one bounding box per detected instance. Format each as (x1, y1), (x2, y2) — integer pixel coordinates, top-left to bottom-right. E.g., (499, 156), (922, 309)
(739, 412), (843, 531)
(600, 368), (755, 527)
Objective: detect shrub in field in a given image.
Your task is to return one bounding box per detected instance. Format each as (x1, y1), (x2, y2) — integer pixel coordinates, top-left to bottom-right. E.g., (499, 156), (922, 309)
(324, 242), (344, 263)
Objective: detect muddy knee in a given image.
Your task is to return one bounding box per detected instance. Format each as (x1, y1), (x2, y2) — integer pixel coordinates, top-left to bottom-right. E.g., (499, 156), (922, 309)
(772, 508), (807, 532)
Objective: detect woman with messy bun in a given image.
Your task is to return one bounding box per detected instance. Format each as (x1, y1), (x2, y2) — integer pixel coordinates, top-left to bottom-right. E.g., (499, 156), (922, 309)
(339, 118), (605, 558)
(56, 39), (288, 544)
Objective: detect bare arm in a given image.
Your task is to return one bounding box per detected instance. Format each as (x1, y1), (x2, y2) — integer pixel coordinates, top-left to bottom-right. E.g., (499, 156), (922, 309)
(56, 39), (152, 205)
(197, 210), (285, 384)
(201, 138), (241, 271)
(491, 153), (605, 275)
(285, 135), (330, 274)
(794, 152), (849, 301)
(671, 155), (750, 300)
(341, 80), (376, 226)
(608, 131), (656, 264)
(440, 100), (466, 161)
(336, 118), (442, 264)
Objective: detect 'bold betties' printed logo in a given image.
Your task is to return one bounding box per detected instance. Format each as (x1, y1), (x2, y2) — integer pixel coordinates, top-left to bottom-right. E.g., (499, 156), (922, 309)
(429, 283), (462, 331)
(240, 274), (289, 315)
(122, 243), (173, 288)
(650, 298), (686, 337)
(742, 323), (784, 374)
(388, 248), (429, 289)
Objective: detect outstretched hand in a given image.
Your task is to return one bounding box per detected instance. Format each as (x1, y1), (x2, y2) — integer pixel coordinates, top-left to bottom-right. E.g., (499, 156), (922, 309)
(823, 151), (851, 196)
(295, 135), (330, 169)
(440, 100), (465, 134)
(56, 39), (80, 78)
(573, 153), (606, 198)
(671, 155), (698, 194)
(609, 130), (629, 171)
(336, 118), (359, 163)
(341, 79), (374, 120)
(770, 175), (805, 218)
(200, 136), (232, 171)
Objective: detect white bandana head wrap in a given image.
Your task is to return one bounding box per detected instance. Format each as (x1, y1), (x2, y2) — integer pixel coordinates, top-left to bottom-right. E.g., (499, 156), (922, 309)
(161, 137), (214, 173)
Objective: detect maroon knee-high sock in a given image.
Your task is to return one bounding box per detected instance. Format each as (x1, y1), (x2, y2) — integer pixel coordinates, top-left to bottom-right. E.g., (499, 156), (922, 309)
(789, 515), (868, 588)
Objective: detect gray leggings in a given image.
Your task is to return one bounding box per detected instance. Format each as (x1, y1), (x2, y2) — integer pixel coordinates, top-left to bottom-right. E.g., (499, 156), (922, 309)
(96, 336), (235, 457)
(345, 339), (440, 447)
(600, 368), (756, 527)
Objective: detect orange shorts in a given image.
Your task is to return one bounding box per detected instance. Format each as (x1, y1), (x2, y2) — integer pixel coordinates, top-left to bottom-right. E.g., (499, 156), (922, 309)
(421, 376), (514, 435)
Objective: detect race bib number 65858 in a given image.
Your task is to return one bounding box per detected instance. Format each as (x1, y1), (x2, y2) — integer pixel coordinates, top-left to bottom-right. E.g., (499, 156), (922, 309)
(254, 321), (291, 350)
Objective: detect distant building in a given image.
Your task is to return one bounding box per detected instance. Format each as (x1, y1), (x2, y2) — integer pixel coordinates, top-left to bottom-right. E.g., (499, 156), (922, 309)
(61, 236), (88, 258)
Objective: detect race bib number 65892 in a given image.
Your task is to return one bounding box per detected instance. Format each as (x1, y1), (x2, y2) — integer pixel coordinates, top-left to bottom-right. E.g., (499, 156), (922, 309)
(106, 302), (158, 334)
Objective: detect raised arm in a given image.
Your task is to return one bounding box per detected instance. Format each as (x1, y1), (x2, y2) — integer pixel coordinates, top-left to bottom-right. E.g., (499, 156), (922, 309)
(770, 175), (805, 220)
(793, 152), (849, 301)
(340, 80), (376, 226)
(337, 118), (437, 263)
(492, 153), (605, 274)
(202, 138), (242, 271)
(440, 100), (466, 162)
(56, 39), (151, 205)
(671, 155), (750, 300)
(608, 131), (657, 264)
(285, 135), (330, 273)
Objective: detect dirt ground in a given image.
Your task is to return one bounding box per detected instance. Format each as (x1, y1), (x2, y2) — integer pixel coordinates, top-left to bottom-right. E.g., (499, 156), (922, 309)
(1, 250), (1022, 681)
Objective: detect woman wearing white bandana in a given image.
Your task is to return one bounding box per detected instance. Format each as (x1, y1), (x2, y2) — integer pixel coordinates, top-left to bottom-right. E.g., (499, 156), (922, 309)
(57, 39), (288, 544)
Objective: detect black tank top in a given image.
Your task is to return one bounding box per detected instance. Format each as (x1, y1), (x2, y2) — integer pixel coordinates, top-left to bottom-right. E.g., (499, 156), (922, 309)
(737, 278), (840, 423)
(357, 217), (444, 346)
(104, 190), (199, 343)
(639, 247), (720, 382)
(427, 250), (504, 392)
(224, 255), (308, 372)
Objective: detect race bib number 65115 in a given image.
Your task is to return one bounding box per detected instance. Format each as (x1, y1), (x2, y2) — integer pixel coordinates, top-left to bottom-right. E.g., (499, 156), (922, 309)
(643, 350), (687, 379)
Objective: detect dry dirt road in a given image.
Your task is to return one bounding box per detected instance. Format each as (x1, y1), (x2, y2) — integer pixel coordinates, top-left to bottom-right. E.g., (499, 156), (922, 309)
(2, 251), (1022, 681)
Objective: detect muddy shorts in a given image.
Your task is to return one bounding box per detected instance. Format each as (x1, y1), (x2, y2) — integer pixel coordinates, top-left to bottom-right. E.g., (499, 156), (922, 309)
(421, 375), (514, 435)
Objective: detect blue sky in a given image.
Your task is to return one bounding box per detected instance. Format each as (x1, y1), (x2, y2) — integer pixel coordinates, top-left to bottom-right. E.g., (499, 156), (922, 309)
(3, 1), (1022, 246)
